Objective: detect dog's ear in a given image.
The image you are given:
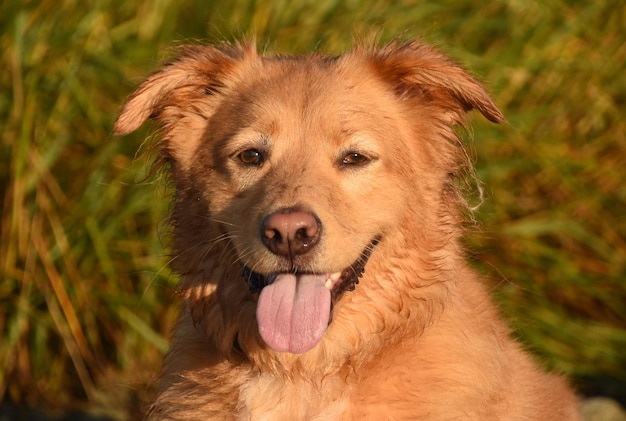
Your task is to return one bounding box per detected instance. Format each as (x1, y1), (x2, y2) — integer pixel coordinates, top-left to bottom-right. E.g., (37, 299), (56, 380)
(367, 40), (504, 125)
(114, 43), (252, 136)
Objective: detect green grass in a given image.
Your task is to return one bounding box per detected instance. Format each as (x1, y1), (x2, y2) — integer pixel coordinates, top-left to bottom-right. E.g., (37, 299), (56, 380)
(1, 0), (624, 418)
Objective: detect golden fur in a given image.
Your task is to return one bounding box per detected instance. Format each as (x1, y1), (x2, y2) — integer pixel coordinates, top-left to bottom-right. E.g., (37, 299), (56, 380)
(115, 39), (581, 420)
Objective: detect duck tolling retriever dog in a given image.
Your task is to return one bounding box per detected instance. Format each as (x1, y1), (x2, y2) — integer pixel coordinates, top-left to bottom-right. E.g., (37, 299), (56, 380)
(114, 38), (581, 420)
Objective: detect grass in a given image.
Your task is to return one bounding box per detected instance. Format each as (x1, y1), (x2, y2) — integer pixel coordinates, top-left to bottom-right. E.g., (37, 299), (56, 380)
(1, 0), (624, 418)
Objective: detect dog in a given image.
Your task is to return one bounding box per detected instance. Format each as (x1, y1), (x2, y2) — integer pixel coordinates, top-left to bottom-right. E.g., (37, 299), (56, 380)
(114, 38), (582, 420)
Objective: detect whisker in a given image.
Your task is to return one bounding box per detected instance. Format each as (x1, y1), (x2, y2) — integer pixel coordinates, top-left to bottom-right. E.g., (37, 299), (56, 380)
(198, 216), (238, 227)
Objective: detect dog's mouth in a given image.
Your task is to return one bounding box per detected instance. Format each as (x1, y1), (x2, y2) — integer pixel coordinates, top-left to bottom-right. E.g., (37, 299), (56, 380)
(241, 237), (380, 354)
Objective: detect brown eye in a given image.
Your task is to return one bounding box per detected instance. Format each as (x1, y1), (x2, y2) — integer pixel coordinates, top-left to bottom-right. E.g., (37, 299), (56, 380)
(342, 152), (370, 166)
(238, 149), (264, 166)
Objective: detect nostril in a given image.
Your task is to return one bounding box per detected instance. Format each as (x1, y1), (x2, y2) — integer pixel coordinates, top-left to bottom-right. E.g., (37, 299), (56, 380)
(263, 227), (281, 241)
(296, 223), (319, 240)
(296, 227), (309, 240)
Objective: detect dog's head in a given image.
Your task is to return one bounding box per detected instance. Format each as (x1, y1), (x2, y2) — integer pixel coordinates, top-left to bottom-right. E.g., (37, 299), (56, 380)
(115, 39), (502, 358)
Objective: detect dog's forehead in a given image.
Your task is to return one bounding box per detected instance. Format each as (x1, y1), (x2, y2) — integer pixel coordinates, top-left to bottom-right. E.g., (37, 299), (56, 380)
(226, 56), (400, 140)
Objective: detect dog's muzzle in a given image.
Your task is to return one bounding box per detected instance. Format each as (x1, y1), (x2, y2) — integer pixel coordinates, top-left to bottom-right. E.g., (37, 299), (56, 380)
(241, 237), (380, 298)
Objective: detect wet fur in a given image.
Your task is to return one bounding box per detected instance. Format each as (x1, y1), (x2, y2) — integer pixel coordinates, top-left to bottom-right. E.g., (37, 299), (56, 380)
(115, 39), (581, 420)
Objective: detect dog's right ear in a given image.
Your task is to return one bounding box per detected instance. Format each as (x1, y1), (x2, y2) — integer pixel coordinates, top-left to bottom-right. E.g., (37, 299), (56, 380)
(365, 39), (504, 126)
(114, 43), (253, 136)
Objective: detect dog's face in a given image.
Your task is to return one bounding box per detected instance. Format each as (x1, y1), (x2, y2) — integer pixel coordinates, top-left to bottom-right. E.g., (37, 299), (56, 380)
(115, 40), (502, 355)
(204, 64), (417, 353)
(205, 62), (411, 275)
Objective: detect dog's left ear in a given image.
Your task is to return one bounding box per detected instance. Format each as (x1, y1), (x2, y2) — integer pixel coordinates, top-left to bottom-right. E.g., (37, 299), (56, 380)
(114, 42), (254, 136)
(114, 42), (257, 167)
(368, 40), (504, 125)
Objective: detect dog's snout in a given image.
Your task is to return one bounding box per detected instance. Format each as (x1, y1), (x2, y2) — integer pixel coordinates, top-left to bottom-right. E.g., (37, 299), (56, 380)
(261, 209), (321, 257)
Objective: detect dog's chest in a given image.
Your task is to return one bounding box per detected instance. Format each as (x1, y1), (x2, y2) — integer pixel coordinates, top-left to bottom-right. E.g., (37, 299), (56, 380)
(237, 371), (349, 420)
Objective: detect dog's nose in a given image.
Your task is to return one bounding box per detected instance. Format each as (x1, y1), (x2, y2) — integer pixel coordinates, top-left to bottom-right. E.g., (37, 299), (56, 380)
(261, 209), (321, 257)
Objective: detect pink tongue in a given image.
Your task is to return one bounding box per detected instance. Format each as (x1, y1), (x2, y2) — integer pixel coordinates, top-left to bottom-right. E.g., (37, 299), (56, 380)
(256, 273), (331, 354)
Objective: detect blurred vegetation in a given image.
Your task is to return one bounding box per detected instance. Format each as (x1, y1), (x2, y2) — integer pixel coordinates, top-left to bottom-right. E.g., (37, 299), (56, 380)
(0, 0), (624, 418)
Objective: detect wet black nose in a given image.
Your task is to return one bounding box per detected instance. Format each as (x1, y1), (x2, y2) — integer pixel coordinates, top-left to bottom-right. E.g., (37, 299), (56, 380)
(260, 208), (321, 257)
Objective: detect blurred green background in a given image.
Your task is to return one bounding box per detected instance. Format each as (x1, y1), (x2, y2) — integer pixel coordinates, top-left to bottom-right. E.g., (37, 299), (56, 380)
(1, 0), (624, 419)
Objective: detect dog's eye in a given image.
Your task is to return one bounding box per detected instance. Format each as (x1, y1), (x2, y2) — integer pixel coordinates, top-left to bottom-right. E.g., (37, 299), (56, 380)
(237, 149), (264, 166)
(341, 152), (370, 166)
